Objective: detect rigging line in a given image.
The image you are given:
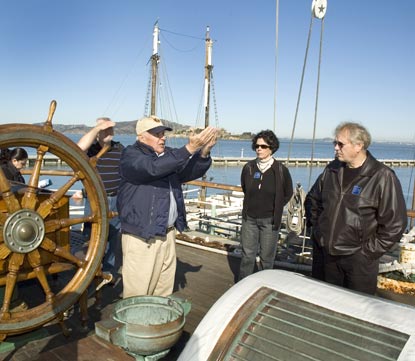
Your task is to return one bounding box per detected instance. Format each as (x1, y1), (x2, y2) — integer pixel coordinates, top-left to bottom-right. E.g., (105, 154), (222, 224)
(210, 72), (220, 129)
(287, 15), (314, 162)
(110, 87), (134, 120)
(159, 31), (203, 53)
(194, 75), (205, 128)
(407, 138), (415, 221)
(159, 27), (207, 41)
(158, 46), (179, 124)
(273, 0), (280, 133)
(102, 37), (151, 117)
(143, 64), (153, 117)
(307, 17), (325, 191)
(210, 72), (223, 160)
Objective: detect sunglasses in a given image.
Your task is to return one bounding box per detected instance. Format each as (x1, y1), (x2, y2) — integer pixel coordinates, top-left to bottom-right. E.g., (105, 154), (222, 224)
(148, 130), (166, 138)
(332, 140), (348, 149)
(255, 144), (271, 149)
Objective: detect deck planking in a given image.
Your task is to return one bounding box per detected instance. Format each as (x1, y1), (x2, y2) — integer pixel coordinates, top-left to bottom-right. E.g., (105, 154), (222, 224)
(0, 242), (240, 361)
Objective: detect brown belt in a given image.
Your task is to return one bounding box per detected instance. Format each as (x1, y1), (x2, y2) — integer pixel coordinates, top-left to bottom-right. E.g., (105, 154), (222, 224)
(166, 226), (175, 233)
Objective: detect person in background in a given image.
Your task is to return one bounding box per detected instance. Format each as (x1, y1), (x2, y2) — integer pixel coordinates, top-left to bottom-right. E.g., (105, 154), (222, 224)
(77, 117), (124, 278)
(0, 147), (28, 183)
(306, 122), (407, 294)
(117, 116), (218, 298)
(238, 130), (293, 281)
(0, 147), (29, 311)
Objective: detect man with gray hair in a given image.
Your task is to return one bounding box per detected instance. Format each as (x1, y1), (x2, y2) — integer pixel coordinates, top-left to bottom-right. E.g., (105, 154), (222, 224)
(306, 122), (407, 294)
(117, 116), (217, 298)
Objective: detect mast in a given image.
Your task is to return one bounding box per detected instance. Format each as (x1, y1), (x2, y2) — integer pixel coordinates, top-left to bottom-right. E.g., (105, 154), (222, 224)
(200, 26), (214, 204)
(150, 21), (160, 117)
(204, 26), (213, 127)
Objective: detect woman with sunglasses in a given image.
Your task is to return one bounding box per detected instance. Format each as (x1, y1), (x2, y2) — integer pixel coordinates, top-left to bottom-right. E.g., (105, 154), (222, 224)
(0, 147), (28, 183)
(238, 130), (293, 281)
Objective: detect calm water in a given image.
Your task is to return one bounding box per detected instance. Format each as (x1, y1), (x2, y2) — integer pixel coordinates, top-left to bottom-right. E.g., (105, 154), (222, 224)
(25, 134), (415, 207)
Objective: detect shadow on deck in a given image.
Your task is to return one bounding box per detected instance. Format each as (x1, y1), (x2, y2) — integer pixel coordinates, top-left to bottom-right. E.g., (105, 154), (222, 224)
(0, 243), (240, 361)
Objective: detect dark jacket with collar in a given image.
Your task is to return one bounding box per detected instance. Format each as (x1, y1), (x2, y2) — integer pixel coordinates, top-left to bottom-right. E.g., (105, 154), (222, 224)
(1, 161), (25, 183)
(306, 151), (407, 259)
(117, 141), (212, 240)
(241, 158), (293, 230)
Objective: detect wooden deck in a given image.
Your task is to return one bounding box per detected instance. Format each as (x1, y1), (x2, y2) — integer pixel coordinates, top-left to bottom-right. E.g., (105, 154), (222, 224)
(2, 238), (414, 360)
(0, 242), (240, 360)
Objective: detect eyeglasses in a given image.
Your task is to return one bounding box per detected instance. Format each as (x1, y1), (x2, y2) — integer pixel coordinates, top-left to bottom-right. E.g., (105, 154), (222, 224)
(255, 144), (271, 149)
(148, 131), (166, 139)
(332, 140), (348, 149)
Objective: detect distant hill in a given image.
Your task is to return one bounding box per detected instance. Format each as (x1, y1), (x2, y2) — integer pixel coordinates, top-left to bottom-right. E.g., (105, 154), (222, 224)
(39, 119), (244, 139)
(32, 121), (338, 142)
(42, 119), (188, 135)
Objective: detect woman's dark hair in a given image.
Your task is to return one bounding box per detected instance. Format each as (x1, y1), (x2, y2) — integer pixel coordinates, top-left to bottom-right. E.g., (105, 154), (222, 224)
(10, 148), (28, 161)
(251, 130), (280, 154)
(0, 148), (11, 164)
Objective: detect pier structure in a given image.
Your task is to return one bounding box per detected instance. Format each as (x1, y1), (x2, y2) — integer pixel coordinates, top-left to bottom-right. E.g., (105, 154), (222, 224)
(26, 155), (415, 168)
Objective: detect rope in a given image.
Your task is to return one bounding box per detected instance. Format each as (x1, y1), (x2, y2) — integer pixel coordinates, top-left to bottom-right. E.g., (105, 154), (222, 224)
(286, 183), (307, 235)
(210, 73), (223, 163)
(143, 64), (153, 116)
(307, 17), (325, 190)
(285, 6), (326, 191)
(407, 141), (415, 228)
(193, 75), (205, 128)
(210, 72), (220, 129)
(287, 15), (314, 162)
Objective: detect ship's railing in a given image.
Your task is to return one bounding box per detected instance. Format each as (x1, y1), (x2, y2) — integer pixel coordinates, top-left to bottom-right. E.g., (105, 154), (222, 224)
(20, 170), (415, 230)
(185, 180), (314, 265)
(24, 155), (415, 168)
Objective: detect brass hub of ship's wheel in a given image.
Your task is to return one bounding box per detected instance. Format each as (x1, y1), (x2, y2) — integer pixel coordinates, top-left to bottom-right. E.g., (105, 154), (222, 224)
(0, 100), (109, 338)
(3, 209), (46, 253)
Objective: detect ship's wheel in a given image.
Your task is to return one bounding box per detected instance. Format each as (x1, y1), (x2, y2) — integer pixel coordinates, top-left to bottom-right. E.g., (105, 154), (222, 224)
(0, 101), (109, 338)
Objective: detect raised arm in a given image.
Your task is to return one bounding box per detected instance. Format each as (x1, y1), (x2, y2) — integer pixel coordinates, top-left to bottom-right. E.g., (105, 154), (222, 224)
(77, 120), (115, 151)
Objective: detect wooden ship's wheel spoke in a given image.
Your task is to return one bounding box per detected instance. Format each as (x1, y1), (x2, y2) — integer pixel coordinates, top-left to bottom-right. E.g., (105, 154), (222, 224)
(27, 250), (54, 303)
(36, 172), (83, 219)
(21, 145), (49, 210)
(40, 237), (85, 268)
(0, 211), (8, 224)
(0, 244), (12, 260)
(0, 100), (109, 338)
(1, 253), (25, 319)
(44, 215), (94, 234)
(0, 168), (21, 214)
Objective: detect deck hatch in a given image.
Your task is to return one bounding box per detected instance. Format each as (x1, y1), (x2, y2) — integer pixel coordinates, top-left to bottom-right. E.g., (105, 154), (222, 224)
(209, 287), (409, 361)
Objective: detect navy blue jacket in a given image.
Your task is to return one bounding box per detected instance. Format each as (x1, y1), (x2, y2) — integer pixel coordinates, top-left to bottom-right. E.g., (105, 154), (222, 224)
(117, 141), (212, 240)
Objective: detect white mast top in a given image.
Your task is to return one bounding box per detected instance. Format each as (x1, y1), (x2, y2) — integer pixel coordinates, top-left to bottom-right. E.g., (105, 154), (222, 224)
(204, 26), (214, 122)
(152, 21), (159, 56)
(206, 26), (213, 66)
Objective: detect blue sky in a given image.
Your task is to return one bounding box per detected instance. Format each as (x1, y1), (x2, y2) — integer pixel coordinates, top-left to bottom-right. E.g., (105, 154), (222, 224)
(0, 0), (414, 141)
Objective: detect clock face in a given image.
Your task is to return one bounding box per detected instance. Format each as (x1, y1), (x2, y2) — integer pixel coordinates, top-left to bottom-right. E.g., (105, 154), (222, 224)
(311, 0), (327, 19)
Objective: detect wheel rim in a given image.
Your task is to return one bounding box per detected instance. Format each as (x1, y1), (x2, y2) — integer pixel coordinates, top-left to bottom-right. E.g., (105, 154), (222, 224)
(0, 107), (109, 336)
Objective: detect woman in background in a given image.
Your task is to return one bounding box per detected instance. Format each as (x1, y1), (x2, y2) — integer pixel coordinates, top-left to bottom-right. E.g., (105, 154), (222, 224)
(238, 130), (293, 281)
(0, 147), (28, 183)
(0, 147), (30, 311)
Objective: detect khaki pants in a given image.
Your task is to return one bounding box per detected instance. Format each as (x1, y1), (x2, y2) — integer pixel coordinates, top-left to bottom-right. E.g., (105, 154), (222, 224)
(121, 230), (176, 298)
